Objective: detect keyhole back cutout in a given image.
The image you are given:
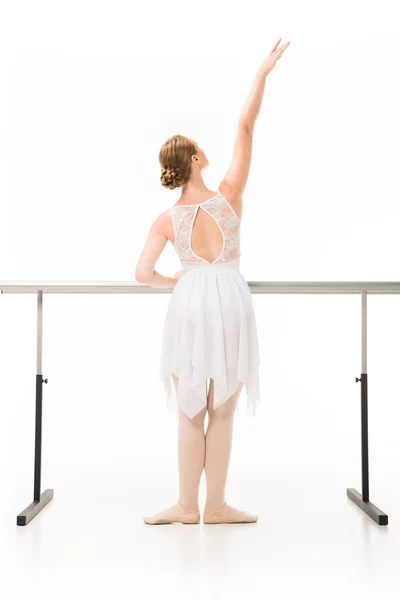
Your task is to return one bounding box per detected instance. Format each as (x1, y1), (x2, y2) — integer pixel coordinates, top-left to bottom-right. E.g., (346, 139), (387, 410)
(190, 205), (225, 264)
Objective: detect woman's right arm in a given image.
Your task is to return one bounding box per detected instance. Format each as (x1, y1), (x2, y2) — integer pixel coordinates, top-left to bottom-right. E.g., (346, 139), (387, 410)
(220, 38), (290, 216)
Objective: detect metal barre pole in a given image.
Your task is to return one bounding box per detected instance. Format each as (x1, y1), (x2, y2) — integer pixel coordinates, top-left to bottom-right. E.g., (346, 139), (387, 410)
(2, 281), (400, 294)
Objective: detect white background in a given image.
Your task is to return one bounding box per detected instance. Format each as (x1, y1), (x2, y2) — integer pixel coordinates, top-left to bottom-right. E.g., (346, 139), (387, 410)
(1, 0), (400, 598)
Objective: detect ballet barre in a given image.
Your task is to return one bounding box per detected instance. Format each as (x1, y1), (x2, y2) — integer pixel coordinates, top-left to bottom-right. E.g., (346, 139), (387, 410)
(2, 280), (399, 527)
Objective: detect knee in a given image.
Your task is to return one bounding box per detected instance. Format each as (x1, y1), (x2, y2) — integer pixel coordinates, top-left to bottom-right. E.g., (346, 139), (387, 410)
(208, 400), (235, 422)
(179, 407), (207, 429)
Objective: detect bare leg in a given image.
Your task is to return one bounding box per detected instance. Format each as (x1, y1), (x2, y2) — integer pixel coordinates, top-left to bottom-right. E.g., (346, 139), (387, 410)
(203, 379), (258, 523)
(204, 378), (242, 510)
(175, 375), (207, 510)
(143, 374), (206, 524)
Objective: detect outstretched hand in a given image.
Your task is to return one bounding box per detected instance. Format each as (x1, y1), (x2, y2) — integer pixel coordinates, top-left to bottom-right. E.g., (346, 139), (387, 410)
(261, 38), (291, 76)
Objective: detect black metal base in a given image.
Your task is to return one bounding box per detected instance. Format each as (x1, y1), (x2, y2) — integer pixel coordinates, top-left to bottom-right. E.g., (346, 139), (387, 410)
(16, 488), (54, 526)
(346, 487), (388, 526)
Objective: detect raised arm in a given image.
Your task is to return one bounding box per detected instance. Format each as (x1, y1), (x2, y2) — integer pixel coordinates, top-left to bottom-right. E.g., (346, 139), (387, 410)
(220, 38), (290, 213)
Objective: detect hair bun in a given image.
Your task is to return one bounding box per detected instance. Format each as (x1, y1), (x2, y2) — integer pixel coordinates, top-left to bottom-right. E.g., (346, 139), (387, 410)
(160, 165), (186, 190)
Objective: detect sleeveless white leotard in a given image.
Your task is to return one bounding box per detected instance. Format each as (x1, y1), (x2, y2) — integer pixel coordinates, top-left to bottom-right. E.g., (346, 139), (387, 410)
(158, 192), (260, 419)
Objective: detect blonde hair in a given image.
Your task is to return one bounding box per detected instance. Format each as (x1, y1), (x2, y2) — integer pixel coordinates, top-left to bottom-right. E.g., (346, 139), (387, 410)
(159, 134), (197, 190)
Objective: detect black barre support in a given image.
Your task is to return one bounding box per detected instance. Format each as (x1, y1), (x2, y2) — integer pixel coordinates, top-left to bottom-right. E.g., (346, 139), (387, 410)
(346, 370), (388, 526)
(345, 292), (388, 525)
(347, 488), (388, 526)
(16, 293), (54, 526)
(17, 489), (54, 526)
(16, 373), (54, 525)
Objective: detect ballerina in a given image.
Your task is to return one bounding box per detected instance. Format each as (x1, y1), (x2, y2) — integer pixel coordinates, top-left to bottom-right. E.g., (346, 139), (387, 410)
(135, 38), (290, 524)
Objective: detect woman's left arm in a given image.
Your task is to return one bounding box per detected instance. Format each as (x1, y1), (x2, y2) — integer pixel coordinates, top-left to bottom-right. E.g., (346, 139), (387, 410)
(135, 213), (179, 288)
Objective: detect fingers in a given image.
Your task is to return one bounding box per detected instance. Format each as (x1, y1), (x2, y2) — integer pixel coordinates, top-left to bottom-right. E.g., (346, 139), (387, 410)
(270, 37), (282, 52)
(274, 40), (291, 58)
(264, 38), (290, 72)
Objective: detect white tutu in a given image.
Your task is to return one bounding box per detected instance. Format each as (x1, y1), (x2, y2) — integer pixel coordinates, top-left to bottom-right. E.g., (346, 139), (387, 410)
(158, 255), (261, 419)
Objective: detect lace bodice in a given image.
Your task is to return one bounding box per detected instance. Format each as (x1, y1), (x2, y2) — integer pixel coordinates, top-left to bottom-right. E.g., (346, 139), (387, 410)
(171, 193), (241, 266)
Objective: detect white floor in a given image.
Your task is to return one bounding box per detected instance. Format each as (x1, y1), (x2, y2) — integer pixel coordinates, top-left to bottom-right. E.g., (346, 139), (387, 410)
(3, 466), (400, 600)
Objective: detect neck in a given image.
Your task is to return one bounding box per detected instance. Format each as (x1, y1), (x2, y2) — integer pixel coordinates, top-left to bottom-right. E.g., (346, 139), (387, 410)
(180, 168), (210, 198)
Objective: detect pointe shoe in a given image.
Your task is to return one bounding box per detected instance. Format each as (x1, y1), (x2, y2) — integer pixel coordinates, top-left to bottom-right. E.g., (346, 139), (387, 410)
(203, 502), (258, 524)
(143, 503), (200, 525)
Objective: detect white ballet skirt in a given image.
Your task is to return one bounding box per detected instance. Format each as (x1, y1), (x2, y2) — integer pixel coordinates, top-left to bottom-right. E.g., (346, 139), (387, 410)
(158, 193), (261, 420)
(159, 256), (261, 419)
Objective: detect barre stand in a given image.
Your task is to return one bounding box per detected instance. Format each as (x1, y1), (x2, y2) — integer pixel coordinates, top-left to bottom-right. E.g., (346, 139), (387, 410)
(1, 281), (392, 526)
(346, 294), (388, 525)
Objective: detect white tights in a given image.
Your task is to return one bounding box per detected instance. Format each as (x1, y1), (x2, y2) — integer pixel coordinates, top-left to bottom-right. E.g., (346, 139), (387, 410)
(173, 375), (243, 512)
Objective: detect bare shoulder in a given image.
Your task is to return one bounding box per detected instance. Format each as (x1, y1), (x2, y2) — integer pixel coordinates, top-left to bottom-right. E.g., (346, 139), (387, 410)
(218, 181), (243, 220)
(152, 207), (174, 243)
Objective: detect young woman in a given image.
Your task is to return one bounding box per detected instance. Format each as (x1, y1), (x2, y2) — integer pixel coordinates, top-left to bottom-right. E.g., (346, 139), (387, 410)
(135, 38), (290, 525)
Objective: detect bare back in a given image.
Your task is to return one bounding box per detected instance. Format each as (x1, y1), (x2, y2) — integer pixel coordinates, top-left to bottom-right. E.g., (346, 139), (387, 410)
(170, 191), (241, 266)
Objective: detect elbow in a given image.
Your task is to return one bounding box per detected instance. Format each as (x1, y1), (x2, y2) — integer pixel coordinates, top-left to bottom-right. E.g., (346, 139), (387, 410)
(239, 119), (254, 136)
(135, 267), (152, 284)
(244, 123), (254, 136)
